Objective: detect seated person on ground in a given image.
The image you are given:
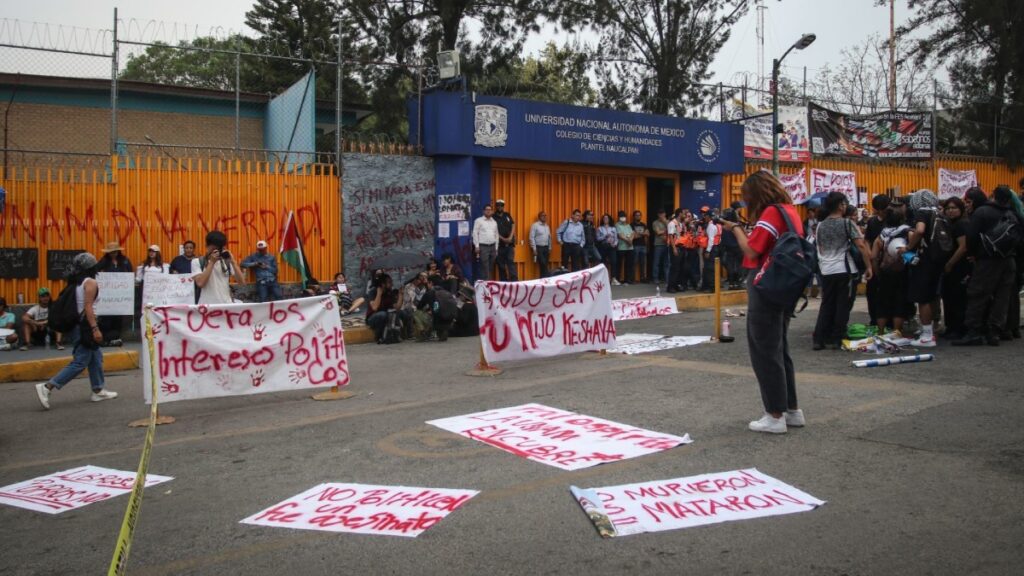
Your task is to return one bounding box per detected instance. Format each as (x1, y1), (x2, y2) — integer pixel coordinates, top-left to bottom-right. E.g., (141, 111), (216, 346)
(21, 287), (63, 350)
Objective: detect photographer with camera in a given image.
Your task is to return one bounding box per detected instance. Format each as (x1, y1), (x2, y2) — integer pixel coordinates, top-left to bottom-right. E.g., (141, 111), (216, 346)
(192, 230), (246, 305)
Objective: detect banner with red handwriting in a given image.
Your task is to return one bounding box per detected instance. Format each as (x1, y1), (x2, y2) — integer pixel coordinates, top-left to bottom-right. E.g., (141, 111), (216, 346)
(0, 466), (173, 515)
(937, 168), (978, 200)
(476, 264), (616, 363)
(612, 297), (679, 321)
(426, 404), (691, 471)
(142, 295), (349, 404)
(570, 468), (825, 537)
(810, 169), (857, 205)
(240, 483), (478, 538)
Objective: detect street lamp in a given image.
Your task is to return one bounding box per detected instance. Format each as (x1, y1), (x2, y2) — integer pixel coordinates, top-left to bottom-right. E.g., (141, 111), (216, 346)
(772, 33), (816, 176)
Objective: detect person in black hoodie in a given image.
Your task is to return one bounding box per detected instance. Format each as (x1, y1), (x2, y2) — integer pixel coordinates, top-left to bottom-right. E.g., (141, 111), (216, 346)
(953, 186), (1024, 346)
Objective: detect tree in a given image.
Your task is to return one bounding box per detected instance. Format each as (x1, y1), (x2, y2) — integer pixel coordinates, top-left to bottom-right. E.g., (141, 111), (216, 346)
(473, 42), (598, 106)
(591, 0), (749, 116)
(121, 36), (259, 91)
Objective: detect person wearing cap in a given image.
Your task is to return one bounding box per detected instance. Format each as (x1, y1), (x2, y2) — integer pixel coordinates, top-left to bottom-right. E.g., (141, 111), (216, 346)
(96, 241), (133, 347)
(472, 204), (499, 280)
(20, 288), (64, 351)
(242, 240), (282, 303)
(136, 245), (170, 283)
(35, 252), (118, 410)
(493, 199), (519, 281)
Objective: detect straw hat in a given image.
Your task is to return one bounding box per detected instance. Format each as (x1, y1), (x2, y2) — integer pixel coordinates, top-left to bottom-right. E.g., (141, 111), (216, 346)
(102, 241), (125, 253)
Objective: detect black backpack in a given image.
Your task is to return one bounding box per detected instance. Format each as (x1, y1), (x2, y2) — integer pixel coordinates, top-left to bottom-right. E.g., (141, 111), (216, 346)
(433, 289), (459, 323)
(981, 209), (1023, 258)
(48, 278), (83, 333)
(380, 310), (403, 344)
(752, 205), (817, 312)
(923, 209), (955, 263)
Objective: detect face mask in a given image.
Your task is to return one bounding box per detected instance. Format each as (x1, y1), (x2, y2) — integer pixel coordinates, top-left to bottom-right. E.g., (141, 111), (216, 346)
(619, 217), (626, 223)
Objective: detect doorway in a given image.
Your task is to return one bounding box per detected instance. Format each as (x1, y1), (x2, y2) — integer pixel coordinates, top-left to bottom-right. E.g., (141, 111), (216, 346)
(646, 177), (676, 281)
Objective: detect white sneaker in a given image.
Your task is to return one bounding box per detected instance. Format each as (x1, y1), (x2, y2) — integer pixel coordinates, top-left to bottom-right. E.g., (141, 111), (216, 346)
(748, 413), (787, 434)
(612, 279), (621, 286)
(91, 389), (118, 402)
(35, 383), (51, 410)
(910, 335), (937, 348)
(785, 409), (805, 427)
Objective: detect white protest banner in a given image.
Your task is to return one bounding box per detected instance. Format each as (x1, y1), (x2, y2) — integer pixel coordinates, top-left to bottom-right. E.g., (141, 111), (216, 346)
(811, 169), (857, 205)
(240, 483), (478, 538)
(476, 264), (616, 363)
(612, 297), (679, 321)
(426, 403), (691, 471)
(938, 168), (978, 200)
(94, 272), (136, 316)
(0, 465), (172, 515)
(141, 271), (196, 307)
(570, 468), (825, 538)
(142, 295), (349, 404)
(438, 193), (472, 222)
(778, 169), (809, 204)
(608, 335), (712, 355)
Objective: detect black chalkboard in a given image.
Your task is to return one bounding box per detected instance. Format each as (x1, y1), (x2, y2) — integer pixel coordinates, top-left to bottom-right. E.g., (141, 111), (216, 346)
(47, 249), (86, 280)
(0, 248), (39, 279)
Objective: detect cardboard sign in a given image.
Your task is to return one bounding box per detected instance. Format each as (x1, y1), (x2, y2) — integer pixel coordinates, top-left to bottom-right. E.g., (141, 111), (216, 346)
(611, 297), (679, 321)
(475, 264), (616, 363)
(438, 194), (472, 222)
(571, 468), (825, 537)
(142, 295), (349, 404)
(427, 403), (691, 471)
(0, 465), (172, 515)
(94, 272), (136, 316)
(937, 168), (978, 200)
(141, 271), (196, 307)
(810, 169), (857, 205)
(608, 335), (711, 355)
(240, 483), (479, 538)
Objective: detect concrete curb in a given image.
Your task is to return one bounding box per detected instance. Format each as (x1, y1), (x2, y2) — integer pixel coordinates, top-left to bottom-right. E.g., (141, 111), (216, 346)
(0, 350), (140, 383)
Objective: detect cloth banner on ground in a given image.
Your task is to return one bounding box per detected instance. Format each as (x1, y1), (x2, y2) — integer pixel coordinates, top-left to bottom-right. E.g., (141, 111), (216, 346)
(438, 194), (472, 222)
(612, 297), (679, 321)
(608, 335), (712, 355)
(94, 272), (135, 316)
(809, 102), (933, 159)
(475, 264), (616, 363)
(937, 168), (978, 200)
(570, 468), (825, 537)
(240, 483), (478, 538)
(426, 403), (691, 471)
(768, 168), (808, 204)
(141, 271), (196, 307)
(142, 295), (349, 404)
(810, 169), (857, 205)
(0, 466), (172, 515)
(730, 100), (810, 162)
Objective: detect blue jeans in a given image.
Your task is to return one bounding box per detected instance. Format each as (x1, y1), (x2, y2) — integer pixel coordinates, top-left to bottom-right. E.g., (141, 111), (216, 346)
(652, 244), (670, 283)
(257, 280), (283, 303)
(633, 245), (648, 281)
(49, 326), (105, 391)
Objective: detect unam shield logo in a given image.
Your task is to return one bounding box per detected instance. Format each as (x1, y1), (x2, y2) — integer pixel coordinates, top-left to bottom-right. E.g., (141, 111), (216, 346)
(697, 130), (720, 163)
(474, 105), (508, 148)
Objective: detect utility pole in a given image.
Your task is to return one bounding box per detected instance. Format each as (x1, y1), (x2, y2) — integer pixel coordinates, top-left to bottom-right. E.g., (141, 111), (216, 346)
(756, 0), (766, 107)
(889, 0), (896, 110)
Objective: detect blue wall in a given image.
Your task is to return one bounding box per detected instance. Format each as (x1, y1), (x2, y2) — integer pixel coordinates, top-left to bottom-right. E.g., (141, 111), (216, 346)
(433, 155), (491, 278)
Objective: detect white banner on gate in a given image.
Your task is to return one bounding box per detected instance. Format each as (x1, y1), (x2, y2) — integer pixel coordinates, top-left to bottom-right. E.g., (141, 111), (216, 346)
(937, 168), (978, 200)
(426, 403), (691, 471)
(779, 169), (809, 204)
(240, 483), (478, 538)
(571, 468), (825, 537)
(94, 272), (136, 316)
(0, 465), (172, 515)
(142, 271), (196, 307)
(475, 264), (616, 363)
(612, 297), (679, 321)
(810, 169), (857, 205)
(142, 295), (349, 404)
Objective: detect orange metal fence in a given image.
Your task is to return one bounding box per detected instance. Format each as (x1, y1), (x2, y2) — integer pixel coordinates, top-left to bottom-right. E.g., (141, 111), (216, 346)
(0, 156), (341, 301)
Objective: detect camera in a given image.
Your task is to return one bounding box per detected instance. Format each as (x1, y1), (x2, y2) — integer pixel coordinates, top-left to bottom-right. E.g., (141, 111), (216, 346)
(220, 250), (232, 260)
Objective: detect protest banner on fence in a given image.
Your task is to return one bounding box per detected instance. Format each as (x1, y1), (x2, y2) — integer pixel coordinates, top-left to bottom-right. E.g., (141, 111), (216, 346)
(240, 483), (479, 538)
(0, 466), (172, 515)
(811, 169), (857, 205)
(427, 403), (691, 471)
(937, 168), (978, 200)
(141, 272), (196, 307)
(612, 297), (679, 321)
(475, 264), (616, 363)
(142, 295), (349, 404)
(438, 194), (472, 222)
(94, 272), (136, 316)
(570, 468), (825, 537)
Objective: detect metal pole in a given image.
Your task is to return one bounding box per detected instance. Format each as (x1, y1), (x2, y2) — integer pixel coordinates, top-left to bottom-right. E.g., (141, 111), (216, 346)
(335, 20), (344, 275)
(803, 66), (807, 106)
(932, 79), (938, 158)
(417, 62), (423, 149)
(771, 58), (780, 176)
(889, 0), (896, 111)
(719, 82), (725, 121)
(110, 8), (119, 155)
(235, 52), (240, 150)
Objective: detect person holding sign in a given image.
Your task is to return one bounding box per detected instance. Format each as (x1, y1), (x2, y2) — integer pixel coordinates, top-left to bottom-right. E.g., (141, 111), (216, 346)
(241, 240), (282, 303)
(34, 253), (118, 410)
(192, 230), (245, 305)
(96, 242), (133, 347)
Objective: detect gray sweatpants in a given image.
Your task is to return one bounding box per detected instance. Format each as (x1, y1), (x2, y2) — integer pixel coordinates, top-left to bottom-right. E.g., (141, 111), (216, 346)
(478, 244), (497, 280)
(746, 271), (798, 414)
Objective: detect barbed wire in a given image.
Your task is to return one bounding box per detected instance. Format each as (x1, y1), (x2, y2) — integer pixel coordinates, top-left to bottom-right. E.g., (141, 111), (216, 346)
(0, 19), (112, 56)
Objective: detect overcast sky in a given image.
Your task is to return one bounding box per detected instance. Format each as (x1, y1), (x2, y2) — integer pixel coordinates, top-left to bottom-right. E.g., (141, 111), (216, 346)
(3, 0), (916, 88)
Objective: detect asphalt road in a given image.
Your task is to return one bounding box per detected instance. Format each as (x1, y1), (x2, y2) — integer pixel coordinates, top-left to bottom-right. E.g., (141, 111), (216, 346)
(2, 298), (1023, 576)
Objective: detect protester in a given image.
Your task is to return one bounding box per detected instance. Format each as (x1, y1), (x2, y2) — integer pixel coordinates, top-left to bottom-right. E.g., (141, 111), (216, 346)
(631, 210), (650, 282)
(699, 207), (720, 293)
(900, 189), (944, 347)
(680, 217), (701, 291)
(940, 197), (971, 340)
(718, 171), (804, 434)
(864, 195), (890, 326)
(651, 208), (670, 286)
(530, 211), (552, 278)
(1004, 190), (1024, 339)
(440, 254), (465, 293)
(581, 210), (600, 267)
(871, 208), (912, 335)
(96, 241), (133, 347)
(844, 204), (868, 311)
(472, 204), (499, 280)
(136, 245), (169, 281)
(0, 297), (17, 350)
(401, 272), (429, 340)
(556, 209), (586, 271)
(597, 214), (619, 284)
(34, 252), (118, 410)
(241, 240), (282, 303)
(332, 272), (356, 314)
(493, 199), (518, 281)
(615, 210), (635, 284)
(192, 230), (246, 305)
(366, 272), (402, 343)
(804, 208), (821, 298)
(812, 192), (874, 350)
(666, 210), (685, 293)
(169, 240), (197, 274)
(20, 288), (63, 351)
(719, 202), (744, 290)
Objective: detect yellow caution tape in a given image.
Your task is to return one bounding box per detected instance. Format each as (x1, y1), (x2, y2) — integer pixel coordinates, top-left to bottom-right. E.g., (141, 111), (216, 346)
(107, 310), (160, 576)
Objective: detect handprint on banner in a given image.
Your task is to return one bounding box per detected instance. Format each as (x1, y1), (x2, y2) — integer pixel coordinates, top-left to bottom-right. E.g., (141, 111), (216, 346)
(160, 381), (180, 394)
(252, 323), (267, 342)
(289, 369), (308, 384)
(313, 321), (327, 339)
(215, 373), (231, 389)
(250, 369), (265, 388)
(321, 297), (335, 311)
(593, 281), (605, 294)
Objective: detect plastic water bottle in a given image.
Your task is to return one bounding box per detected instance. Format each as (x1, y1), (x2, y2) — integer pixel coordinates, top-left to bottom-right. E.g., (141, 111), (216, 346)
(722, 319), (731, 338)
(655, 284), (661, 298)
